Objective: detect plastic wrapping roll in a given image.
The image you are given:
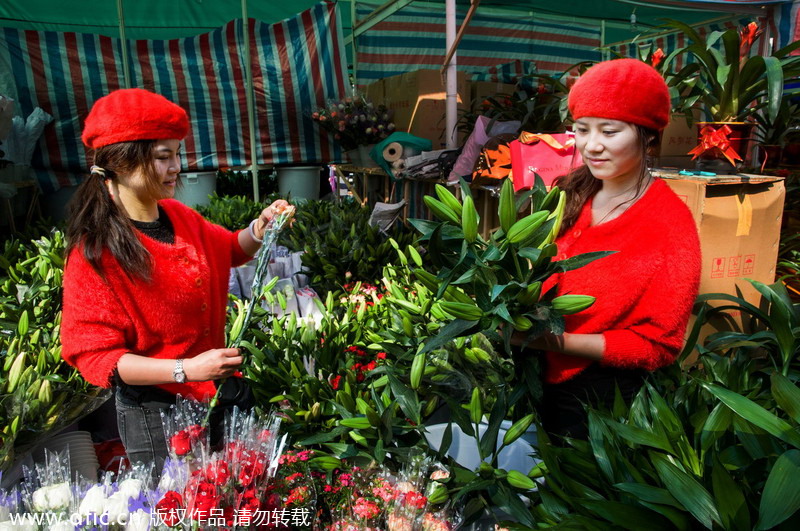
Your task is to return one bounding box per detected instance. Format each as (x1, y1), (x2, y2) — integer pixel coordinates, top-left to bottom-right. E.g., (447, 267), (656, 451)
(382, 142), (404, 162)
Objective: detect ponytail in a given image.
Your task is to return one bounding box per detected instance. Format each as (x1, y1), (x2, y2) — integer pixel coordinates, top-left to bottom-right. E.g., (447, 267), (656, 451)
(66, 141), (156, 281)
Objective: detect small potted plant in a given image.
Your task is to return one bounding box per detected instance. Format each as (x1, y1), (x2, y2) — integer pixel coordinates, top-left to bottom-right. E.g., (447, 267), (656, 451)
(311, 94), (395, 167)
(753, 98), (800, 169)
(667, 20), (800, 172)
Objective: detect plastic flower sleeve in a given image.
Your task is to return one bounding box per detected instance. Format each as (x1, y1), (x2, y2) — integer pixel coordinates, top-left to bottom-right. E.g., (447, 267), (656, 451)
(160, 395), (210, 460)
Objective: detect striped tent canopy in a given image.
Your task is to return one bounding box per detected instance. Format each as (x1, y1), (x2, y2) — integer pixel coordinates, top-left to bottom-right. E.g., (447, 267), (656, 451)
(0, 2), (347, 193)
(354, 0), (603, 85)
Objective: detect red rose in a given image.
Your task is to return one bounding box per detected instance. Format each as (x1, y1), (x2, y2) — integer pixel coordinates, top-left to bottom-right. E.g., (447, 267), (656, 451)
(331, 375), (342, 390)
(155, 490), (184, 527)
(187, 424), (207, 440)
(169, 430), (192, 456)
(205, 460), (230, 485)
(190, 481), (219, 520)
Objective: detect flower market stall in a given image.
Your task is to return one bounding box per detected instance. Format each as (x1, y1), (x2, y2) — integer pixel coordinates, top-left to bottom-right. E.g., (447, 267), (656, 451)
(2, 0), (800, 529)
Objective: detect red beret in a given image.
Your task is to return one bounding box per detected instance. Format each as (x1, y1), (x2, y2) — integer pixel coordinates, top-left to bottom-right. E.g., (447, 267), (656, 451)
(568, 58), (671, 131)
(82, 88), (189, 149)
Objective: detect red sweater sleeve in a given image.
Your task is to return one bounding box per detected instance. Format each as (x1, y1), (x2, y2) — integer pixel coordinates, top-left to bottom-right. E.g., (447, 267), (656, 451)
(600, 231), (701, 371)
(61, 250), (133, 388)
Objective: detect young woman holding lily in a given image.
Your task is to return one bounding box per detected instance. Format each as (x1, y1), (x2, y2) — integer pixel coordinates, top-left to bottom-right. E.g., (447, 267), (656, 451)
(61, 88), (291, 471)
(520, 59), (702, 441)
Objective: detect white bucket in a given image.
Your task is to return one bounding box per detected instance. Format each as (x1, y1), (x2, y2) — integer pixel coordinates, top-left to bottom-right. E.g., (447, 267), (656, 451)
(174, 171), (217, 207)
(424, 420), (541, 474)
(276, 166), (320, 200)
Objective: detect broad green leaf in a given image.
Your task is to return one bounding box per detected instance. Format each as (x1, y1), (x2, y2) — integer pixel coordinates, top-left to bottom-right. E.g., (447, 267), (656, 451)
(605, 418), (675, 453)
(490, 483), (537, 528)
(651, 452), (721, 529)
(582, 500), (672, 530)
(552, 251), (616, 272)
(421, 319), (478, 354)
(771, 371), (800, 424)
(587, 412), (615, 483)
(387, 373), (421, 426)
(702, 382), (800, 448)
(614, 483), (681, 508)
(712, 454), (750, 531)
(298, 426), (348, 445)
(756, 450), (800, 530)
(701, 402), (733, 452)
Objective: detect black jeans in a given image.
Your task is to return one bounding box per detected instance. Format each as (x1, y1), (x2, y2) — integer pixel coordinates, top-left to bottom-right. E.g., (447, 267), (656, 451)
(540, 363), (646, 443)
(115, 379), (254, 477)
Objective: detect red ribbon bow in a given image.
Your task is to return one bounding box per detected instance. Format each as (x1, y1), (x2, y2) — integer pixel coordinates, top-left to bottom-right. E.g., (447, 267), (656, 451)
(688, 124), (743, 166)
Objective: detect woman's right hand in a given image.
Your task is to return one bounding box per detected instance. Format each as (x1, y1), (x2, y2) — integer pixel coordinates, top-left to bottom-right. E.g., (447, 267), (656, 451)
(183, 348), (243, 382)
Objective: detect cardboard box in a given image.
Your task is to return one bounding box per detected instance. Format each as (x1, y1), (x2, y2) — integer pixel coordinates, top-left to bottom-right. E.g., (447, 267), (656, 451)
(380, 69), (468, 148)
(470, 81), (517, 112)
(660, 113), (698, 158)
(364, 78), (385, 108)
(657, 170), (786, 358)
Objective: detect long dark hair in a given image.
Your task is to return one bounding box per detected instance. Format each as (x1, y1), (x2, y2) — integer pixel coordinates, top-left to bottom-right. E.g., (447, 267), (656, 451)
(554, 125), (660, 236)
(66, 140), (163, 281)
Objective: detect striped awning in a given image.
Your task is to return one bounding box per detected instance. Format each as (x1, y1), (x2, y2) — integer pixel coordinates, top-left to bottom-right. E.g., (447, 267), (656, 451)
(0, 2), (348, 193)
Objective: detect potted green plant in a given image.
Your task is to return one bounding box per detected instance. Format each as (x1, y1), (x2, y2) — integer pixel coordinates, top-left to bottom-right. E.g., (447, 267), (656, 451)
(667, 20), (800, 171)
(753, 98), (800, 169)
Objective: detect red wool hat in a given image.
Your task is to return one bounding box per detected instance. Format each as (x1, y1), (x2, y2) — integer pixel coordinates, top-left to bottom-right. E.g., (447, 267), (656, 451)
(82, 88), (189, 149)
(568, 58), (671, 131)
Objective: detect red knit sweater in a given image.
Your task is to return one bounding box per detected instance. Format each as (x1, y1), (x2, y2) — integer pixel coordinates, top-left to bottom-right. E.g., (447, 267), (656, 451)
(61, 199), (251, 401)
(543, 178), (701, 384)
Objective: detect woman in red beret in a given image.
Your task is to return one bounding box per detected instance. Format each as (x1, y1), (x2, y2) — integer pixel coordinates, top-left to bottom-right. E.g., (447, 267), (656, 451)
(61, 88), (292, 472)
(522, 59), (701, 441)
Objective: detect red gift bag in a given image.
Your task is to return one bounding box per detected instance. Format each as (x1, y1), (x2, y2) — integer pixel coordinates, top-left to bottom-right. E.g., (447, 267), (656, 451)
(510, 132), (583, 191)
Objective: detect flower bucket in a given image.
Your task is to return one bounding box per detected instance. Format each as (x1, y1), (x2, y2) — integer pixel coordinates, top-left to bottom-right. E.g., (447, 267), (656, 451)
(276, 165), (321, 200)
(174, 171), (217, 207)
(345, 144), (378, 168)
(424, 420), (540, 474)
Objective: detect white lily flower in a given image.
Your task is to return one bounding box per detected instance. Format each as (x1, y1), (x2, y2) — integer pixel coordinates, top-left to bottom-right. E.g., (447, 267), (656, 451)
(78, 485), (107, 516)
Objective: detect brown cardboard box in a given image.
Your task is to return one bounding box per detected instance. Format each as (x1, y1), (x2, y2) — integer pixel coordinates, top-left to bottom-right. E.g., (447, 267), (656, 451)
(380, 69), (468, 148)
(470, 81), (517, 112)
(656, 170), (786, 357)
(364, 78), (385, 108)
(660, 113), (698, 158)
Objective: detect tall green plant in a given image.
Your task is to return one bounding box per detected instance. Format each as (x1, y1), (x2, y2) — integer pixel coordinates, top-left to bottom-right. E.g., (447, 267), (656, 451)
(667, 19), (800, 124)
(517, 279), (800, 529)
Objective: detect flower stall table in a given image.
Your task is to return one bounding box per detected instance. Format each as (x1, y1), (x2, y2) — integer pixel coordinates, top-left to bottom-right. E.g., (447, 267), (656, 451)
(335, 163), (390, 206)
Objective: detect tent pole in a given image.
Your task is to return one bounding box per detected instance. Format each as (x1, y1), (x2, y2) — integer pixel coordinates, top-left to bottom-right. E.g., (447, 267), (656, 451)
(116, 0), (131, 89)
(241, 0), (260, 203)
(444, 0), (457, 150)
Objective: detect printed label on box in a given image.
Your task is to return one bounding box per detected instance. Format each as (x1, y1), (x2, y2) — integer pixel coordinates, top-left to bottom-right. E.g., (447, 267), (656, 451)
(728, 256), (741, 277)
(743, 254), (755, 275)
(711, 257), (726, 279)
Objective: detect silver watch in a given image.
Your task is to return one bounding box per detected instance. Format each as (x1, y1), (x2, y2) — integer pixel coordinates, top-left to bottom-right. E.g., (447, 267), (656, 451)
(173, 359), (186, 384)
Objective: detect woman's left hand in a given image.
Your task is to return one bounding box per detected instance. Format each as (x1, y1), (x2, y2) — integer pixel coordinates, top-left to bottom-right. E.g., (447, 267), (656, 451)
(252, 200), (294, 240)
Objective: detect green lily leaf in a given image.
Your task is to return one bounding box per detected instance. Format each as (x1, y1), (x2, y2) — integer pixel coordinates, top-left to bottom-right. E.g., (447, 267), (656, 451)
(651, 452), (721, 529)
(701, 382), (800, 448)
(772, 372), (800, 424)
(756, 450), (800, 530)
(582, 500), (673, 530)
(614, 483), (681, 508)
(712, 454), (750, 531)
(387, 373), (421, 426)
